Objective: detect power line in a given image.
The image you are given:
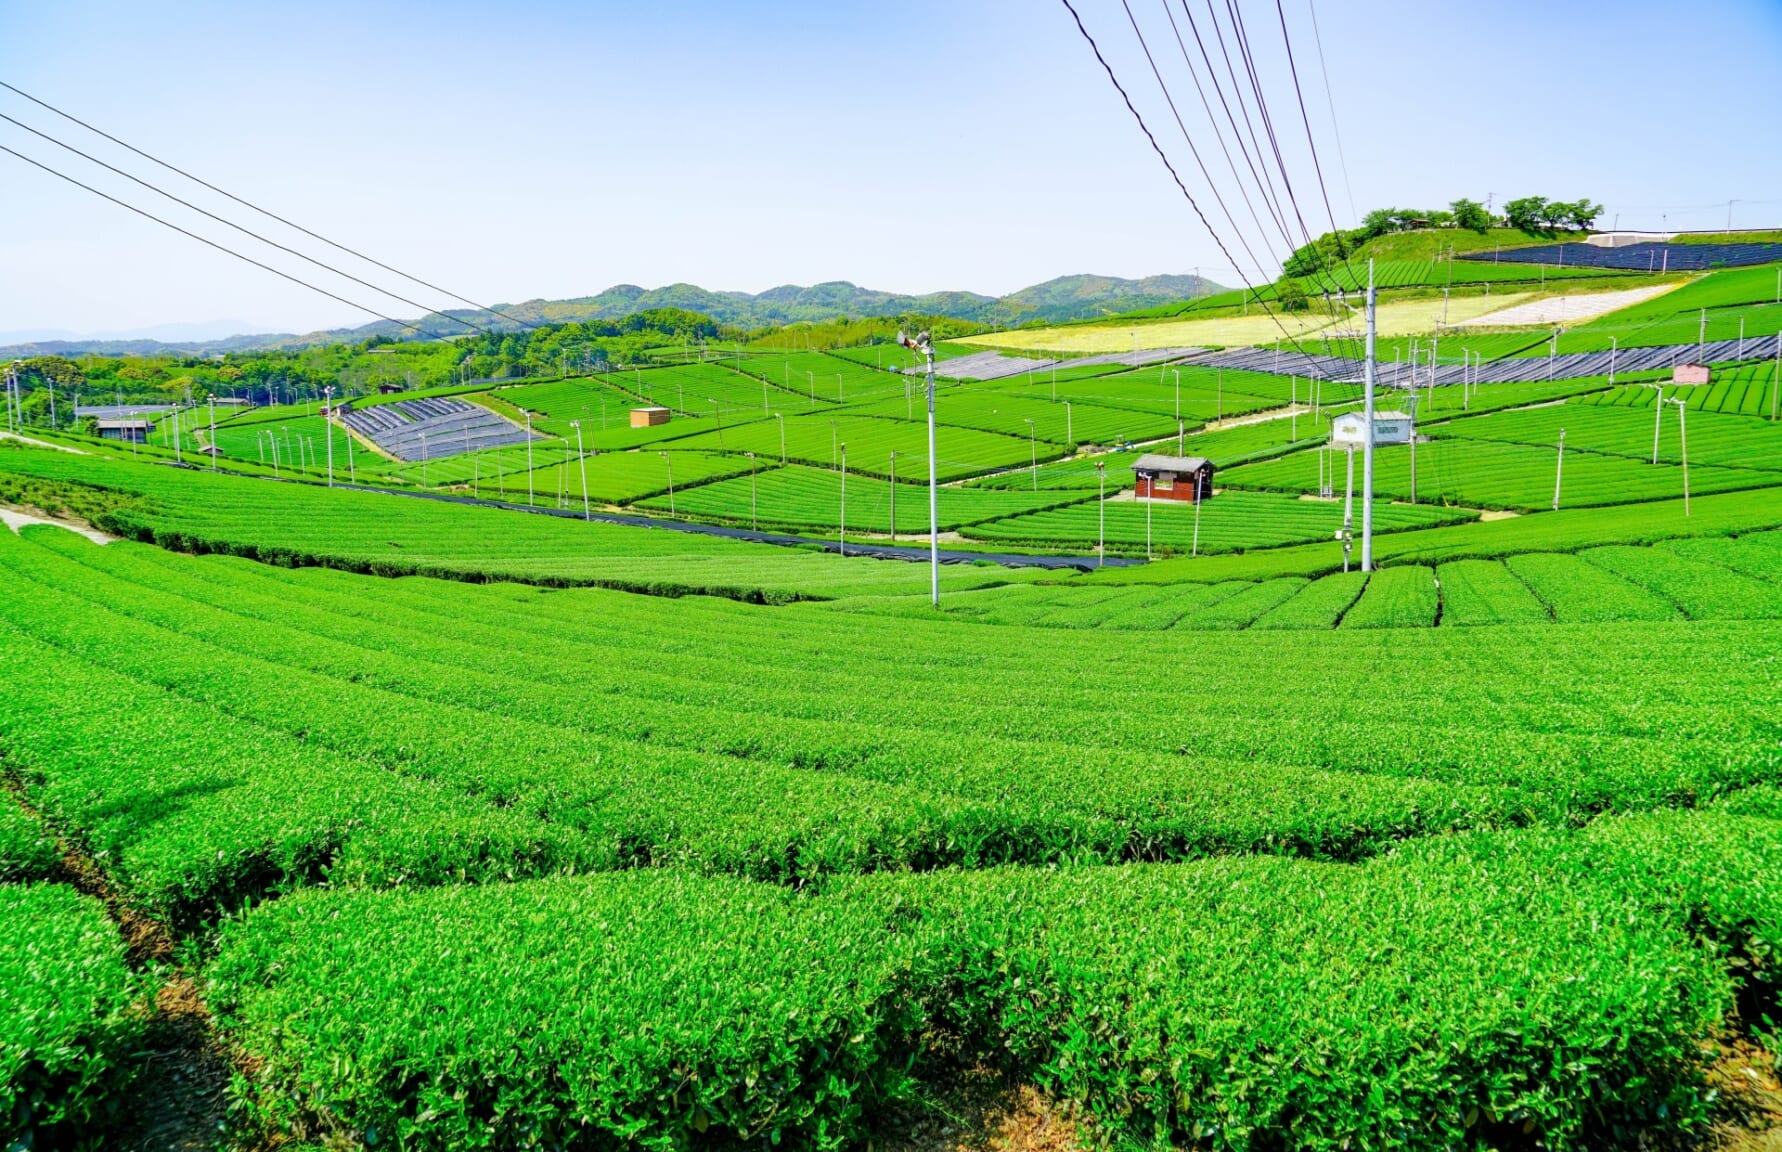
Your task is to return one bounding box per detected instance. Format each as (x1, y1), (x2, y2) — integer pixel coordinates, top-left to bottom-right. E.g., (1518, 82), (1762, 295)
(1119, 0), (1278, 298)
(0, 109), (496, 338)
(1163, 0), (1361, 365)
(1219, 0), (1357, 361)
(0, 79), (543, 335)
(1269, 0), (1369, 360)
(1155, 0), (1285, 281)
(0, 142), (428, 336)
(1058, 0), (1329, 378)
(1304, 0), (1356, 227)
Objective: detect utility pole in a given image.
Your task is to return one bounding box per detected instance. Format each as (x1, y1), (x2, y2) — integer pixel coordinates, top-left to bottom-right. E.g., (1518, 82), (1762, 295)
(322, 387), (334, 486)
(898, 328), (942, 608)
(659, 452), (675, 515)
(525, 413), (535, 508)
(887, 451), (895, 541)
(1191, 476), (1203, 557)
(1024, 419), (1037, 490)
(1671, 398), (1690, 515)
(572, 421), (589, 520)
(748, 452), (758, 531)
(838, 443), (847, 556)
(1096, 461), (1106, 568)
(208, 396), (217, 470)
(1361, 260), (1377, 572)
(1552, 429), (1566, 511)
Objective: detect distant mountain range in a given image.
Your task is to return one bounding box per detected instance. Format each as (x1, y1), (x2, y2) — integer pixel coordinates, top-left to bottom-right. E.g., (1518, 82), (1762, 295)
(0, 273), (1223, 359)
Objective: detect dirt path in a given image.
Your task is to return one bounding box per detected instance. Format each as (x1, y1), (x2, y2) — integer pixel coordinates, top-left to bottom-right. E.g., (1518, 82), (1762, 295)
(1, 506), (114, 543)
(0, 780), (238, 1151)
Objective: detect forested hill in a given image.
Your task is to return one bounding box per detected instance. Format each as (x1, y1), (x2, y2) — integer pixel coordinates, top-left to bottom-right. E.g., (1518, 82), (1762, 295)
(2, 272), (1223, 358)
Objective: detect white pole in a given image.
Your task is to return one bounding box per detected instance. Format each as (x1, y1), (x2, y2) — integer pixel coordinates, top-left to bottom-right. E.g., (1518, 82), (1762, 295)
(926, 344), (939, 607)
(526, 413), (535, 507)
(1361, 260), (1377, 572)
(1675, 400), (1690, 516)
(749, 453), (758, 531)
(1342, 445), (1355, 572)
(1652, 385), (1664, 464)
(1065, 401), (1073, 447)
(1552, 429), (1566, 511)
(1026, 419), (1037, 490)
(888, 451), (895, 541)
(574, 422), (589, 520)
(1096, 462), (1106, 568)
(1191, 479), (1202, 557)
(208, 397), (217, 470)
(1145, 484), (1152, 561)
(1609, 337), (1617, 386)
(839, 443), (846, 556)
(323, 387), (334, 486)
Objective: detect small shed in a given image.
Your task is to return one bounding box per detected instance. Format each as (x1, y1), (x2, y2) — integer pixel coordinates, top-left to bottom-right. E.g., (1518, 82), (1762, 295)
(1673, 363), (1711, 385)
(1131, 454), (1213, 503)
(95, 418), (150, 443)
(210, 396), (251, 409)
(630, 406), (672, 428)
(1330, 410), (1414, 447)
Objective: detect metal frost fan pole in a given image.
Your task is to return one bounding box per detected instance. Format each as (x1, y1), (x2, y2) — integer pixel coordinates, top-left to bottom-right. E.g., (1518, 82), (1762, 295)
(898, 328), (941, 608)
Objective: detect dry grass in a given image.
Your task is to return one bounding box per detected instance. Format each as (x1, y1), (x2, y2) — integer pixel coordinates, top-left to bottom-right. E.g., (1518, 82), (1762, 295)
(962, 294), (1533, 354)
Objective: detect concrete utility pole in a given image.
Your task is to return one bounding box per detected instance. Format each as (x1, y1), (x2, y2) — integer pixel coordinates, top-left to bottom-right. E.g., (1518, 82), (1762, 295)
(838, 443), (846, 556)
(323, 387), (335, 486)
(525, 413), (535, 508)
(748, 452), (759, 531)
(887, 451), (895, 541)
(208, 397), (217, 470)
(572, 421), (589, 521)
(1361, 260), (1377, 572)
(1670, 398), (1691, 516)
(899, 328), (942, 608)
(1552, 429), (1566, 511)
(1096, 461), (1106, 568)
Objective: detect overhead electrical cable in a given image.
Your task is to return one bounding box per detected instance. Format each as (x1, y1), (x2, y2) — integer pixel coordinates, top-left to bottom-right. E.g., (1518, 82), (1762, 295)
(1057, 0), (1330, 378)
(0, 79), (543, 334)
(0, 142), (428, 336)
(1173, 0), (1292, 251)
(1303, 0), (1356, 226)
(0, 110), (496, 338)
(1271, 0), (1369, 362)
(1154, 0), (1286, 286)
(1118, 0), (1280, 301)
(1222, 0), (1356, 359)
(1171, 0), (1361, 366)
(1193, 0), (1295, 247)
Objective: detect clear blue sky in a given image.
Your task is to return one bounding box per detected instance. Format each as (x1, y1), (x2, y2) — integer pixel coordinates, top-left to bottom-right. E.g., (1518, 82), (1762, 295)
(2, 0), (1779, 338)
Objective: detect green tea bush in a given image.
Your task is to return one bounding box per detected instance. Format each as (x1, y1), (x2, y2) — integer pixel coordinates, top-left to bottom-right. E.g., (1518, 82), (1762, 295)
(0, 803), (58, 884)
(1582, 544), (1782, 620)
(1506, 552), (1682, 623)
(1174, 576), (1307, 629)
(211, 873), (930, 1152)
(0, 884), (148, 1147)
(1435, 559), (1551, 625)
(1340, 565), (1438, 628)
(1245, 570), (1366, 629)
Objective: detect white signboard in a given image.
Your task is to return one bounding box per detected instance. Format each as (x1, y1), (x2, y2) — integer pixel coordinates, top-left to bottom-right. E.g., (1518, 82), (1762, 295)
(1330, 412), (1413, 446)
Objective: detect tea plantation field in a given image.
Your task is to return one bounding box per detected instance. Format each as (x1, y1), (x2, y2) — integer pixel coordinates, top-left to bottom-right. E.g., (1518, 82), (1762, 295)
(4, 320), (1782, 1152)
